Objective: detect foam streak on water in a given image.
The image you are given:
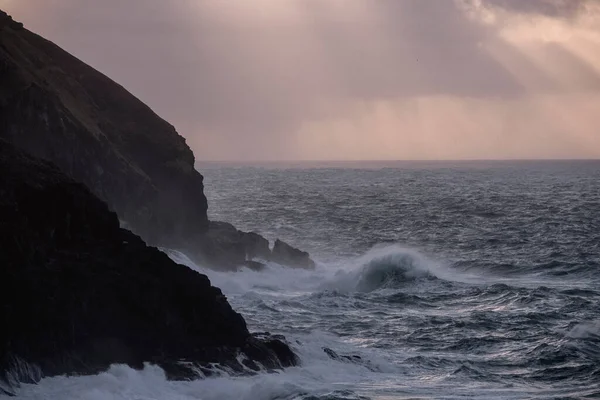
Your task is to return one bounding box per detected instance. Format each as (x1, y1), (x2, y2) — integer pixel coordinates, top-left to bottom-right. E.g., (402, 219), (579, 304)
(11, 161), (600, 399)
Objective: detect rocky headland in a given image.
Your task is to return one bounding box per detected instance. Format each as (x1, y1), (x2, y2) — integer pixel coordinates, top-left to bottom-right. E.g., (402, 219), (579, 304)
(0, 10), (311, 396)
(0, 9), (313, 271)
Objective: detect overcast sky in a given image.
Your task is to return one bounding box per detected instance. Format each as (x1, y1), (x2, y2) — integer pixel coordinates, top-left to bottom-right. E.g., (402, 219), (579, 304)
(3, 0), (600, 160)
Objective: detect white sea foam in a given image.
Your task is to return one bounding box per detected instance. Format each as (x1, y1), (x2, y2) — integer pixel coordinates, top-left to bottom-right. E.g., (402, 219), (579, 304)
(567, 320), (600, 339)
(12, 330), (401, 400)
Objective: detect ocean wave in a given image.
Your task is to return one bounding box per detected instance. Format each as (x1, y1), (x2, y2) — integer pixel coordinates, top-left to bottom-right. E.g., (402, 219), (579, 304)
(355, 252), (438, 292)
(323, 246), (457, 293)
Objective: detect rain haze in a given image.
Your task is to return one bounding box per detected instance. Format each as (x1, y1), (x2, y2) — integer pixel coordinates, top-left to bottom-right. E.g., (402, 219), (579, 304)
(4, 0), (600, 161)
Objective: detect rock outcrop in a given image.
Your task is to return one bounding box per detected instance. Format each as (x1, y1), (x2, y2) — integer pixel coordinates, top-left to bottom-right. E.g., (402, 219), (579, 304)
(197, 221), (272, 270)
(197, 222), (315, 271)
(0, 10), (312, 271)
(0, 140), (298, 396)
(272, 239), (316, 269)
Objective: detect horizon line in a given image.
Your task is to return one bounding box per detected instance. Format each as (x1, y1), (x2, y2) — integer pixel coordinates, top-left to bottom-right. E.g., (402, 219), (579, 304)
(196, 157), (600, 164)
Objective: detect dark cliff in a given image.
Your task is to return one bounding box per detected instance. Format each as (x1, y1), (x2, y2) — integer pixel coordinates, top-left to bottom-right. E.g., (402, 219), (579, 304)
(0, 10), (314, 270)
(0, 140), (297, 396)
(0, 10), (207, 250)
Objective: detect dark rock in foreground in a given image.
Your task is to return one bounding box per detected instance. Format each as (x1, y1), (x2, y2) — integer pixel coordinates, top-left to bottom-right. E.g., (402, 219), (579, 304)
(0, 141), (298, 396)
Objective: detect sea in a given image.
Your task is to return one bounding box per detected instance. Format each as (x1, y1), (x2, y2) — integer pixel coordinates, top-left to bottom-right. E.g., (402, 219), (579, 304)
(12, 160), (600, 399)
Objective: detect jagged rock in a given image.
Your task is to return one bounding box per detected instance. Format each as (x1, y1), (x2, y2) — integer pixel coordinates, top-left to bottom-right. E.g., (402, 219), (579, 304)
(243, 260), (267, 272)
(0, 10), (208, 253)
(195, 221), (244, 269)
(242, 231), (272, 260)
(272, 239), (316, 269)
(197, 224), (315, 271)
(323, 348), (362, 363)
(197, 222), (271, 270)
(322, 347), (380, 372)
(0, 141), (298, 395)
(0, 9), (315, 271)
(0, 11), (21, 30)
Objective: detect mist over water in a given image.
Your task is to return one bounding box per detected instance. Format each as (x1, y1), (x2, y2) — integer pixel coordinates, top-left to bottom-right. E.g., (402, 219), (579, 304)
(13, 161), (600, 399)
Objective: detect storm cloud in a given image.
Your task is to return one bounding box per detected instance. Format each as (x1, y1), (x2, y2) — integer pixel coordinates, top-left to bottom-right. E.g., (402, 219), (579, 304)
(3, 0), (600, 160)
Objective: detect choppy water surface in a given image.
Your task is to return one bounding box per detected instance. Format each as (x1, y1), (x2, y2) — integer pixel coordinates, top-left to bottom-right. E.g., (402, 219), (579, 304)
(15, 161), (600, 399)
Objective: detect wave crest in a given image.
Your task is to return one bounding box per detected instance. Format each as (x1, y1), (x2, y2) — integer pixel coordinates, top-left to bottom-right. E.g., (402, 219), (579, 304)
(324, 246), (447, 293)
(355, 251), (438, 291)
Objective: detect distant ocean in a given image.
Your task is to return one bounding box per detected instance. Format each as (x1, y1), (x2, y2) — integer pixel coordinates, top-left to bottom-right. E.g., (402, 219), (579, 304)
(14, 161), (600, 399)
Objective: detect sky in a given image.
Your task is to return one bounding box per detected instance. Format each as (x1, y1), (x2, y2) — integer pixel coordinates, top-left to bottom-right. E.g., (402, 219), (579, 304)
(2, 0), (600, 160)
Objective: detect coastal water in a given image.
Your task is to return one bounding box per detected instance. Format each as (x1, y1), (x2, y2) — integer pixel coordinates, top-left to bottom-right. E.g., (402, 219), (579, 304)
(13, 161), (600, 399)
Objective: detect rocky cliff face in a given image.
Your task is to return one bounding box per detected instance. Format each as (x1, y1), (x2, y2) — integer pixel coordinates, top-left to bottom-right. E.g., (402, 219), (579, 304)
(0, 10), (313, 270)
(0, 140), (297, 396)
(0, 10), (207, 250)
